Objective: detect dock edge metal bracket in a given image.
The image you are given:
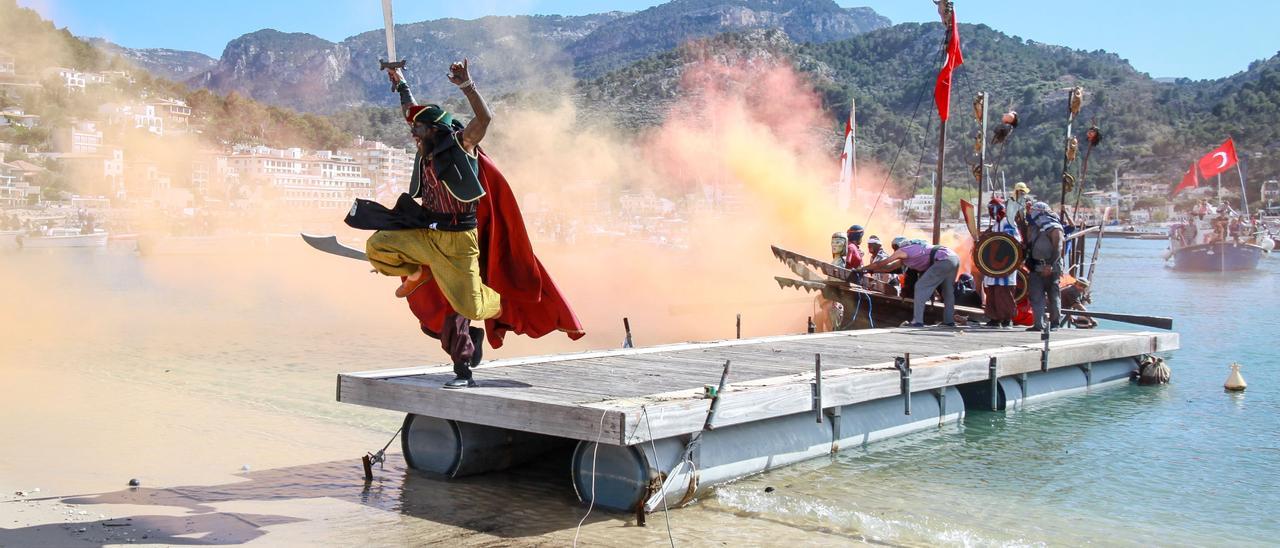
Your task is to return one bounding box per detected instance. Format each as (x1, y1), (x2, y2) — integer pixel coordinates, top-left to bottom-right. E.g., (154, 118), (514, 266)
(895, 353), (912, 416)
(988, 356), (999, 410)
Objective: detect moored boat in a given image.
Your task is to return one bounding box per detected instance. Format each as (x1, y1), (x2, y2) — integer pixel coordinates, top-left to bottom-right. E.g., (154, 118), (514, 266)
(0, 229), (20, 250)
(19, 227), (109, 248)
(1170, 241), (1265, 272)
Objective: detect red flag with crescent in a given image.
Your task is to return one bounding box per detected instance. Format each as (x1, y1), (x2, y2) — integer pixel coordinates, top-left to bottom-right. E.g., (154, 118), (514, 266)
(1169, 162), (1199, 199)
(1197, 138), (1238, 179)
(933, 10), (963, 121)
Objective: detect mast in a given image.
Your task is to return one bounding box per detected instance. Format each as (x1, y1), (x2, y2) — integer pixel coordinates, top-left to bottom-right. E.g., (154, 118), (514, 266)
(933, 119), (947, 244)
(975, 91), (988, 231)
(1237, 154), (1249, 217)
(932, 1), (956, 245)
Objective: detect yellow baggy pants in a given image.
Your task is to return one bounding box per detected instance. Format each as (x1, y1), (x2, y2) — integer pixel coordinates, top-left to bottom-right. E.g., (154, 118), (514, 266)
(365, 228), (501, 321)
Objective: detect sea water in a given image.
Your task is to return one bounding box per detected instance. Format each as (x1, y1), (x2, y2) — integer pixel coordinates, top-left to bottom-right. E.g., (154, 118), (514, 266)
(1, 238), (1275, 546)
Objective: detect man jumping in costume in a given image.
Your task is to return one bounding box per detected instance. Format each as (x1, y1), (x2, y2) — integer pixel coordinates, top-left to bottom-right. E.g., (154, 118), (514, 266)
(345, 60), (584, 388)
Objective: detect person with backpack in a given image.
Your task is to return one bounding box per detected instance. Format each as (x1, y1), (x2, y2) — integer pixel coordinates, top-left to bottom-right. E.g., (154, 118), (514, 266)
(1024, 202), (1064, 331)
(862, 236), (961, 327)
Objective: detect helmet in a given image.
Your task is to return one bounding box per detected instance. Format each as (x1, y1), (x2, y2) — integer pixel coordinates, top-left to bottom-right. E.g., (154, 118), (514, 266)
(891, 236), (908, 249)
(1013, 182), (1030, 194)
(846, 224), (865, 243)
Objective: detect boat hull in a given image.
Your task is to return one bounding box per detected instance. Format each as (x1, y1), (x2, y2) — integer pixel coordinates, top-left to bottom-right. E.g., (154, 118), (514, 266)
(0, 230), (20, 250)
(822, 285), (985, 328)
(1171, 242), (1264, 272)
(19, 232), (109, 248)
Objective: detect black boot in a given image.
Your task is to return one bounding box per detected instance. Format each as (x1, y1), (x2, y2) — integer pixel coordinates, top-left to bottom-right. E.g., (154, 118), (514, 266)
(468, 326), (485, 367)
(442, 315), (478, 389)
(443, 327), (485, 389)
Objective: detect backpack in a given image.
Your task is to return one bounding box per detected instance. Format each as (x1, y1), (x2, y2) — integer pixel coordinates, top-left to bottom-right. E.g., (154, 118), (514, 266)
(1027, 219), (1061, 264)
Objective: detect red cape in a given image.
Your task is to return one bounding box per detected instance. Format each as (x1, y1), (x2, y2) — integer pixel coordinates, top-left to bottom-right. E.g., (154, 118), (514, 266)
(405, 151), (585, 349)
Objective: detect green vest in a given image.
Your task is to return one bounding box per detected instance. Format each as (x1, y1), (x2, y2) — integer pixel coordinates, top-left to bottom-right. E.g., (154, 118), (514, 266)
(409, 131), (484, 203)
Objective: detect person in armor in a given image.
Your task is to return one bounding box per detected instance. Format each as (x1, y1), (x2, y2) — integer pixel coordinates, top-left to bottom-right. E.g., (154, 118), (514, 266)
(1024, 201), (1064, 331)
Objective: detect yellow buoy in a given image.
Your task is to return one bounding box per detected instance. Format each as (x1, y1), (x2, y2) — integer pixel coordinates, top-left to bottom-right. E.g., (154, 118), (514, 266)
(1224, 362), (1247, 391)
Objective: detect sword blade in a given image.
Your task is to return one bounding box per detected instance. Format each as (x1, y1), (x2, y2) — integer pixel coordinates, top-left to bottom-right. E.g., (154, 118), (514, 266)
(381, 0), (397, 62)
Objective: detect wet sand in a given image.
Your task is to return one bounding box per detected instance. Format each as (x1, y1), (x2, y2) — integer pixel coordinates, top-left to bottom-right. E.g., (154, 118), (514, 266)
(0, 347), (862, 547)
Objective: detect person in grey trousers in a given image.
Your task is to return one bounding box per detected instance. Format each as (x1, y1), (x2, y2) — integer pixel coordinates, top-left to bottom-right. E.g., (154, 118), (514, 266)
(1024, 202), (1064, 331)
(862, 236), (961, 327)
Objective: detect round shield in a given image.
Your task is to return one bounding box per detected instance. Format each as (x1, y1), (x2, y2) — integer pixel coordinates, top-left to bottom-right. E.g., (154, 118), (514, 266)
(975, 232), (1023, 277)
(1013, 269), (1029, 303)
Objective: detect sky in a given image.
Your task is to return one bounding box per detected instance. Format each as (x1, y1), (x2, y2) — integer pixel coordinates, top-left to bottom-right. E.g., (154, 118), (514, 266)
(16, 0), (1280, 81)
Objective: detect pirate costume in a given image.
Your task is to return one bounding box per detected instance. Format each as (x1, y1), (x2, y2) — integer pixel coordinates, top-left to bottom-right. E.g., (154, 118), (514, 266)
(346, 80), (583, 388)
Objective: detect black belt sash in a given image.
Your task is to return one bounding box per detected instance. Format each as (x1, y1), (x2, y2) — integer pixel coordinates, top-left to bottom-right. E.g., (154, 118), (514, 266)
(344, 193), (477, 232)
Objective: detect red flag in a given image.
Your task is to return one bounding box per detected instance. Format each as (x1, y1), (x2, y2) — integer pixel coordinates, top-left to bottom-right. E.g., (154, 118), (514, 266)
(934, 11), (963, 121)
(1197, 138), (1238, 178)
(1169, 162), (1199, 199)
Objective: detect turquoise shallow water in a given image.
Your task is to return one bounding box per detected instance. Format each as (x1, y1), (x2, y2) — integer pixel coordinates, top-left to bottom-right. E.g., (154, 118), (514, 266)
(710, 238), (1280, 546)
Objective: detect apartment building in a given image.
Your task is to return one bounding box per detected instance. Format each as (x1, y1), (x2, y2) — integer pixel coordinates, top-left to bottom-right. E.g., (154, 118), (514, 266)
(227, 146), (372, 209)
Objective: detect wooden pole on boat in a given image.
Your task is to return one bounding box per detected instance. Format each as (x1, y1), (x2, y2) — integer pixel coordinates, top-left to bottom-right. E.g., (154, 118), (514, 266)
(1085, 207), (1109, 287)
(931, 0), (955, 246)
(933, 124), (947, 245)
(1236, 155), (1250, 217)
(975, 92), (988, 232)
(1059, 87), (1082, 216)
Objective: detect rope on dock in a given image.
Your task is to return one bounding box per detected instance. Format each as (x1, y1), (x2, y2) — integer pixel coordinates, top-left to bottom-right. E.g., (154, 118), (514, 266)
(642, 405), (677, 548)
(573, 409), (609, 548)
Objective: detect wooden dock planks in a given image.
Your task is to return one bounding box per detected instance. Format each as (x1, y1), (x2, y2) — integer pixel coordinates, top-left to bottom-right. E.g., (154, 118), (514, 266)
(338, 328), (1179, 446)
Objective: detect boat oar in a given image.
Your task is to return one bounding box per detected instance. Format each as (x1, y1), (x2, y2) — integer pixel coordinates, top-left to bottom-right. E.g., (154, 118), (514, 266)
(1063, 310), (1173, 330)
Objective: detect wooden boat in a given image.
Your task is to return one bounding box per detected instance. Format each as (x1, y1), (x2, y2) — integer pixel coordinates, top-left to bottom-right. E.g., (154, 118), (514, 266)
(772, 3), (1106, 329)
(1170, 241), (1265, 272)
(1165, 217), (1268, 272)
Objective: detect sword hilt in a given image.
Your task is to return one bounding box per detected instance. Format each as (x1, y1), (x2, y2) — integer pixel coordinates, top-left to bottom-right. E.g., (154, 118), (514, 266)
(380, 59), (408, 92)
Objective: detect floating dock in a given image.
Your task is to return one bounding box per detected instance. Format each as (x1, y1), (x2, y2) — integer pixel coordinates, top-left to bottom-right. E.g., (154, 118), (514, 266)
(338, 327), (1178, 513)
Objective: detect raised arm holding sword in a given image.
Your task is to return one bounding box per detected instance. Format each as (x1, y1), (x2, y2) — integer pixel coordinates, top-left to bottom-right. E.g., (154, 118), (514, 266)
(337, 0), (583, 389)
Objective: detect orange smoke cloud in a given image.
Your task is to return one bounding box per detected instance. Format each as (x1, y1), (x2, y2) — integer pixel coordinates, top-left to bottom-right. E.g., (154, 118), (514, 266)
(479, 53), (938, 354)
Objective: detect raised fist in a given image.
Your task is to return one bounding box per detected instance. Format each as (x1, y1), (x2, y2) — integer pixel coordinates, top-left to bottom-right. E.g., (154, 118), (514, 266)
(448, 59), (470, 86)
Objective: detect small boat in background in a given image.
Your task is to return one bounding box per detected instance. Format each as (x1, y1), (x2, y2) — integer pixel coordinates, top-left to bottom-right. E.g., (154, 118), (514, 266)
(19, 227), (109, 248)
(1170, 241), (1265, 271)
(0, 229), (20, 250)
(1165, 217), (1267, 272)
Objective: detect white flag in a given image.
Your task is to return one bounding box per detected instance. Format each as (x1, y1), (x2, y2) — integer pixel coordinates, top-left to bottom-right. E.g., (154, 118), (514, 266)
(837, 113), (854, 211)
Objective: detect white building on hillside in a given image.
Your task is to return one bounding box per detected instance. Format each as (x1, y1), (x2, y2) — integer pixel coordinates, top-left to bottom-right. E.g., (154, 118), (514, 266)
(227, 146), (373, 209)
(148, 98), (191, 134)
(43, 67), (85, 93)
(342, 136), (413, 200)
(0, 108), (40, 129)
(0, 51), (15, 76)
(903, 194), (935, 219)
(53, 120), (104, 154)
(98, 102), (164, 135)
